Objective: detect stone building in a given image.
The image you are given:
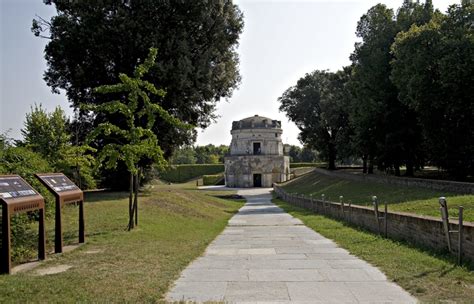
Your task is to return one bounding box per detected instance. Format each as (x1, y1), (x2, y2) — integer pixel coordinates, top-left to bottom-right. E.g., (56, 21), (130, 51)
(224, 115), (290, 188)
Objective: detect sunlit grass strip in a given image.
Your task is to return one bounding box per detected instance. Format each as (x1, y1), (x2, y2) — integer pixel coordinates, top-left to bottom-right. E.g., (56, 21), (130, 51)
(0, 183), (244, 302)
(281, 171), (474, 222)
(274, 198), (474, 302)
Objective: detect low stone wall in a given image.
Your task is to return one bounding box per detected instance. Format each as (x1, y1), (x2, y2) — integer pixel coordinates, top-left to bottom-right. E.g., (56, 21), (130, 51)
(312, 168), (473, 194)
(273, 185), (474, 263)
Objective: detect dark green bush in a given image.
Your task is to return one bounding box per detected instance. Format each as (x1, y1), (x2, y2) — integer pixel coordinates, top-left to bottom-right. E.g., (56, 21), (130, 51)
(290, 162), (326, 169)
(159, 164), (224, 183)
(0, 146), (56, 262)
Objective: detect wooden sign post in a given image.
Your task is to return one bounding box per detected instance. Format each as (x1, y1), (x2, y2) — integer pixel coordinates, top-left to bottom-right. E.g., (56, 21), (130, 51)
(35, 173), (84, 253)
(0, 175), (46, 274)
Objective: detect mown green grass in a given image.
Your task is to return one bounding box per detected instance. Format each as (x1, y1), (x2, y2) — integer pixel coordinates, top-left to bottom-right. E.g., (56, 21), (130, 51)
(274, 198), (474, 302)
(0, 181), (244, 302)
(282, 171), (474, 222)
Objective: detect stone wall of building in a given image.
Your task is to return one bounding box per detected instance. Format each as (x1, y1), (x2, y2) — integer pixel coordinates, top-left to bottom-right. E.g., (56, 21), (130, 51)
(230, 128), (283, 156)
(225, 155), (289, 187)
(274, 185), (474, 263)
(225, 115), (289, 188)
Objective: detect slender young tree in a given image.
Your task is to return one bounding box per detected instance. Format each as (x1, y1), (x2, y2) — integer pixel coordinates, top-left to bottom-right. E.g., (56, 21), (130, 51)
(86, 48), (190, 230)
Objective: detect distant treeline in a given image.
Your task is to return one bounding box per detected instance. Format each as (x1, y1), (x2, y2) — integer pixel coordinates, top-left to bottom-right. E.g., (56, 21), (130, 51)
(159, 164), (224, 183)
(170, 144), (321, 164)
(169, 145), (229, 164)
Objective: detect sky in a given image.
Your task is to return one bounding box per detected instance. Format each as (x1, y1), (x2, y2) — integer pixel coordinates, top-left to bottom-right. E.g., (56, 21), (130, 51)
(0, 0), (458, 146)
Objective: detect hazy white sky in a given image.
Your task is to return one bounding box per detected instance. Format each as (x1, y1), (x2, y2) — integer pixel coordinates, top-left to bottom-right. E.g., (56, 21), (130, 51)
(0, 0), (457, 146)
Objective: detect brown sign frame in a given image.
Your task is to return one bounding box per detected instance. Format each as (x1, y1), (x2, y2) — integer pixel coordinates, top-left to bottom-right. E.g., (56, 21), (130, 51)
(0, 175), (46, 274)
(35, 173), (85, 254)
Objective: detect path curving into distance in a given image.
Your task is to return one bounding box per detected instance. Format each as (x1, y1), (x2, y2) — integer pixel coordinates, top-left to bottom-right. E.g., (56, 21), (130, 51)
(166, 188), (416, 303)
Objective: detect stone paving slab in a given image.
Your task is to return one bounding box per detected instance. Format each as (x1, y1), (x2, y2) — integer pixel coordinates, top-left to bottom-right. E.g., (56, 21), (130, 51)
(166, 188), (416, 303)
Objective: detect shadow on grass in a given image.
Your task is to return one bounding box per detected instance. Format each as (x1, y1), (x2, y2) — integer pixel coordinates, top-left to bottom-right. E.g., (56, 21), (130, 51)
(85, 191), (129, 202)
(275, 198), (474, 271)
(282, 171), (464, 206)
(411, 265), (457, 279)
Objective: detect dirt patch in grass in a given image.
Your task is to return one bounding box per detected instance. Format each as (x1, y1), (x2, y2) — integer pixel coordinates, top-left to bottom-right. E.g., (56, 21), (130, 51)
(35, 265), (72, 276)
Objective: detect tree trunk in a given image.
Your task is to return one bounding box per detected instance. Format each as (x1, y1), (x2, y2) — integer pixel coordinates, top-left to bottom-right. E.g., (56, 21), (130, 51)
(394, 164), (400, 177)
(362, 155), (368, 174)
(134, 169), (139, 226)
(368, 156), (374, 174)
(405, 160), (414, 177)
(128, 172), (134, 230)
(327, 142), (336, 170)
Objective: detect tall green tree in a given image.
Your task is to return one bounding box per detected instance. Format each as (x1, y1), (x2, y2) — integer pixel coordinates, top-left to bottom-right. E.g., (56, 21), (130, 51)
(32, 1), (243, 161)
(349, 1), (434, 175)
(391, 2), (474, 179)
(279, 69), (352, 170)
(87, 48), (190, 230)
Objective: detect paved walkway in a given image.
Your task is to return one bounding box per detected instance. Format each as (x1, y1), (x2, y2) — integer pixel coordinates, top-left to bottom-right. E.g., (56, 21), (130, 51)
(166, 188), (416, 303)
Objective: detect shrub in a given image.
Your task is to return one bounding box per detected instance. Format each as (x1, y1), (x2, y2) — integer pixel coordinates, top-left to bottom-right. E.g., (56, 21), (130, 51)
(0, 146), (55, 262)
(159, 164), (224, 183)
(290, 162), (326, 169)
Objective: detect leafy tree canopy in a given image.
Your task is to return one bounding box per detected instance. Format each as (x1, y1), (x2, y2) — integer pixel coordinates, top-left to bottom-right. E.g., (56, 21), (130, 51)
(32, 0), (244, 158)
(19, 104), (97, 188)
(391, 2), (474, 178)
(21, 104), (70, 161)
(349, 1), (434, 175)
(278, 69), (352, 170)
(170, 144), (229, 164)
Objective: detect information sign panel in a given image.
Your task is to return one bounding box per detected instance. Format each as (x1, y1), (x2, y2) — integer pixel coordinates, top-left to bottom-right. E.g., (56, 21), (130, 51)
(0, 176), (37, 199)
(35, 173), (85, 253)
(0, 175), (46, 274)
(36, 174), (79, 193)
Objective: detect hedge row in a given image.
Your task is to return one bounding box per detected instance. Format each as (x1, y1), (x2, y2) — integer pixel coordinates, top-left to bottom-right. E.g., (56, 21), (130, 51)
(290, 162), (326, 168)
(202, 174), (225, 186)
(159, 164), (224, 183)
(159, 163), (324, 183)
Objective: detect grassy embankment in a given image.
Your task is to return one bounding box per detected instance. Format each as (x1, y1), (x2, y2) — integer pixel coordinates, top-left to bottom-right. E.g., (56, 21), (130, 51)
(282, 170), (474, 221)
(274, 198), (474, 302)
(0, 181), (244, 302)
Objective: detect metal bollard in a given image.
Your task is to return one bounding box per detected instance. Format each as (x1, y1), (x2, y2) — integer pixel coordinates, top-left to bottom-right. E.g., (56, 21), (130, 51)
(340, 195), (344, 214)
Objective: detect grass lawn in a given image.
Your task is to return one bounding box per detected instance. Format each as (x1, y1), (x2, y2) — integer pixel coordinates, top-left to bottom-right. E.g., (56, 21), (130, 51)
(274, 198), (474, 302)
(282, 171), (474, 222)
(0, 181), (244, 302)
